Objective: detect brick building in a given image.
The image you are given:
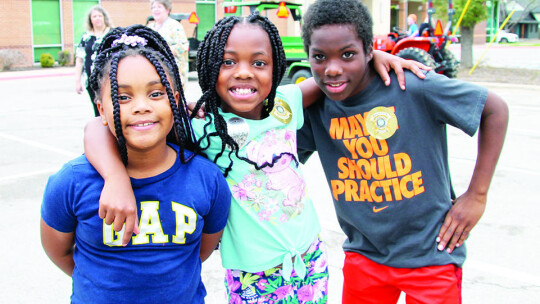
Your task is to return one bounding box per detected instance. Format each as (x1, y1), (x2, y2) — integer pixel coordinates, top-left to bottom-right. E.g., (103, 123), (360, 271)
(2, 0), (400, 69)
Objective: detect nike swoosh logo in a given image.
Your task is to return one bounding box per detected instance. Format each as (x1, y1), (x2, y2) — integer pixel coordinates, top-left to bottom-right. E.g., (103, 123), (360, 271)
(372, 206), (389, 213)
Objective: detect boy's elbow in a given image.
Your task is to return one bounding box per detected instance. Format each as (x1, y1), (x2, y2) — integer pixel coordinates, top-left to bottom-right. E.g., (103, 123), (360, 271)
(483, 91), (509, 125)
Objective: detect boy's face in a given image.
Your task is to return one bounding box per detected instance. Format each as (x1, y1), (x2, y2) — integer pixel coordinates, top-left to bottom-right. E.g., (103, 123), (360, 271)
(308, 24), (374, 101)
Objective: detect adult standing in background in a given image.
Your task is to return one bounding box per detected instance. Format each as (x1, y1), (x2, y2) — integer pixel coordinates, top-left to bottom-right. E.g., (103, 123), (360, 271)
(74, 5), (113, 117)
(148, 0), (189, 86)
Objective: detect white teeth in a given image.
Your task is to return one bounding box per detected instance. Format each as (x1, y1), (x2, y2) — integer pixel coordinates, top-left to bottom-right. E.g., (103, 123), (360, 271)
(328, 83), (342, 87)
(134, 122), (154, 127)
(233, 88), (254, 95)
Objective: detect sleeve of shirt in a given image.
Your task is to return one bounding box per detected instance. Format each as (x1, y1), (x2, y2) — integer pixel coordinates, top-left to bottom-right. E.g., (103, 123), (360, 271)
(75, 34), (87, 59)
(297, 107), (317, 164)
(202, 167), (231, 234)
(422, 71), (488, 137)
(41, 164), (77, 233)
(276, 84), (304, 129)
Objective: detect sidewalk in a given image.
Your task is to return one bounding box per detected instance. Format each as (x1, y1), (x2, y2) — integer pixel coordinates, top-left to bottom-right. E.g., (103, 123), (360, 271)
(0, 66), (75, 81)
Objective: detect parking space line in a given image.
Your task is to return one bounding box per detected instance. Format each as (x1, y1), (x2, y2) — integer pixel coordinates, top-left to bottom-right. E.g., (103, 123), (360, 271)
(0, 168), (58, 183)
(0, 131), (78, 158)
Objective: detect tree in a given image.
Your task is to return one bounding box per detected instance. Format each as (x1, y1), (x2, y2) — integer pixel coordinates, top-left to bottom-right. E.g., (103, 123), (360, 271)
(433, 0), (487, 68)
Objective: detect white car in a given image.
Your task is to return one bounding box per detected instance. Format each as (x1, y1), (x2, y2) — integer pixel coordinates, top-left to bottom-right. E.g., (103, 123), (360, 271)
(496, 30), (519, 43)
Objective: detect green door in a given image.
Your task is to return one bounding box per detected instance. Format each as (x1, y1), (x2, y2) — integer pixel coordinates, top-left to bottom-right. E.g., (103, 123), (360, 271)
(32, 0), (62, 62)
(195, 0), (216, 40)
(73, 0), (100, 46)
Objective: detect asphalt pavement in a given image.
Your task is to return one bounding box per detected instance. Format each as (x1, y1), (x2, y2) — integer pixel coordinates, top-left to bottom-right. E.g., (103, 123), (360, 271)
(1, 46), (539, 303)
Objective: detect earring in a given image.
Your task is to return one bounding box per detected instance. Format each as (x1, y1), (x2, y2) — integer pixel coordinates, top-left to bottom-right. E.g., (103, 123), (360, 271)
(102, 120), (108, 126)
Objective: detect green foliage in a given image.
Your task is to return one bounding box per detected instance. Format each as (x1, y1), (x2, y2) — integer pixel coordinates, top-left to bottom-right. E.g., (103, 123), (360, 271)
(432, 0), (488, 28)
(0, 49), (25, 71)
(57, 50), (72, 66)
(40, 53), (55, 68)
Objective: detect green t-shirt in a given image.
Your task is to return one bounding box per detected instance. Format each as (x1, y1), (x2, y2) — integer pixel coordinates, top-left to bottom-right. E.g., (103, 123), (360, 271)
(192, 85), (320, 279)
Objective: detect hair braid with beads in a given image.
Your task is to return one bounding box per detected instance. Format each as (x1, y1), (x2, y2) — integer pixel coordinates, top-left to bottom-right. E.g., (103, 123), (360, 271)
(88, 24), (197, 166)
(192, 12), (294, 176)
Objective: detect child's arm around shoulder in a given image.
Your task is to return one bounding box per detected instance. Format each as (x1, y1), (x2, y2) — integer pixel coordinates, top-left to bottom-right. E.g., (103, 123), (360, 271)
(84, 118), (139, 246)
(437, 91), (509, 253)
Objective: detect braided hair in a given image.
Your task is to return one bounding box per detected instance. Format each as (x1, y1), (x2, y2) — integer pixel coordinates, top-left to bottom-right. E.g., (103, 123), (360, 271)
(192, 12), (293, 176)
(89, 24), (197, 166)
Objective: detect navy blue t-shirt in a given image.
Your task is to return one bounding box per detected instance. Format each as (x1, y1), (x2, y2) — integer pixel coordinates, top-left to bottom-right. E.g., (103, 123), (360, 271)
(41, 144), (231, 303)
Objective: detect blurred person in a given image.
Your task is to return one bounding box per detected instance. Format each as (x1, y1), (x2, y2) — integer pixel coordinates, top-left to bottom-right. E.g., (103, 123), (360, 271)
(75, 5), (113, 117)
(407, 14), (419, 37)
(148, 0), (189, 86)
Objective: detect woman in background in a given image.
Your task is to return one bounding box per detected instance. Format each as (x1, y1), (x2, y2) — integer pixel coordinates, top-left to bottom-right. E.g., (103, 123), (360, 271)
(74, 5), (113, 117)
(148, 0), (189, 86)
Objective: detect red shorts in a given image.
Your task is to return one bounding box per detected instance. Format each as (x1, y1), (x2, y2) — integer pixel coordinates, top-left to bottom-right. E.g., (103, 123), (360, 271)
(342, 251), (462, 304)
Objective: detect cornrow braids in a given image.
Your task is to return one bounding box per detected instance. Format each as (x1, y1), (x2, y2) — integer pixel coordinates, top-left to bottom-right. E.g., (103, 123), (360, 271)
(88, 24), (198, 166)
(192, 12), (293, 176)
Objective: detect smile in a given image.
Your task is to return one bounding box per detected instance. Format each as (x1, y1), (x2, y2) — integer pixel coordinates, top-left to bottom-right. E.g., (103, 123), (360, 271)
(325, 81), (347, 94)
(132, 122), (155, 127)
(230, 87), (256, 95)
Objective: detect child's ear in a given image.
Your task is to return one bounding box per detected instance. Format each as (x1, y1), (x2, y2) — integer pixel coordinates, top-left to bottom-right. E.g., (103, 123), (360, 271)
(174, 91), (179, 106)
(367, 45), (374, 61)
(96, 99), (108, 126)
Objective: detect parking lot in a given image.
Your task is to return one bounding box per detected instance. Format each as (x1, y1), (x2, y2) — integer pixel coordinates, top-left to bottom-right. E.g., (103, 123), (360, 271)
(1, 61), (539, 303)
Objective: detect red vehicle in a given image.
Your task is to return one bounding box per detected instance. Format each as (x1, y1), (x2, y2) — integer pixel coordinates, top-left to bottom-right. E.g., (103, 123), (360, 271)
(373, 0), (459, 78)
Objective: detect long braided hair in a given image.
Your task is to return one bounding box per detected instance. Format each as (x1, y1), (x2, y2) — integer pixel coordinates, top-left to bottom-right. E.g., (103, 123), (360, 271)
(192, 12), (293, 176)
(89, 24), (197, 165)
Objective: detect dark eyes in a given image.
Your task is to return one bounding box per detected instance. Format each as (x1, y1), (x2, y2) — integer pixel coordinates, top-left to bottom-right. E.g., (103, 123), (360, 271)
(118, 95), (130, 103)
(253, 61), (266, 67)
(342, 51), (355, 59)
(223, 59), (235, 66)
(312, 51), (356, 61)
(222, 59), (267, 67)
(116, 90), (164, 104)
(312, 54), (325, 61)
(150, 91), (164, 98)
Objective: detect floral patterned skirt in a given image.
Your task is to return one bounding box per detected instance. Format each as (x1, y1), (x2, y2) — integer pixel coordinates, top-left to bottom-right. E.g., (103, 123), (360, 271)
(225, 238), (329, 304)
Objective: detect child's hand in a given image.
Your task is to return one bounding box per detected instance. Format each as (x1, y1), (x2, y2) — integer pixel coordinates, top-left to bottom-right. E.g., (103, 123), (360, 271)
(99, 174), (139, 246)
(372, 50), (431, 90)
(436, 191), (487, 253)
(187, 102), (205, 119)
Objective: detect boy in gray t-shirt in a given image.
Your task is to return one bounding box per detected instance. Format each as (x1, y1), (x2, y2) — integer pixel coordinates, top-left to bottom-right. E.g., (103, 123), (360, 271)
(297, 0), (509, 303)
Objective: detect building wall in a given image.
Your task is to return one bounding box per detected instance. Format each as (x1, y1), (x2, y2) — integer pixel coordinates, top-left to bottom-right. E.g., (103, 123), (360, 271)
(2, 0), (449, 69)
(1, 0), (33, 67)
(62, 0), (74, 52)
(0, 0), (205, 68)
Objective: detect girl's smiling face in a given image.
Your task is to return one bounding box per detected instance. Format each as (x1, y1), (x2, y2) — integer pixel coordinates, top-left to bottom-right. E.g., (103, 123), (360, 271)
(97, 54), (176, 154)
(216, 23), (273, 120)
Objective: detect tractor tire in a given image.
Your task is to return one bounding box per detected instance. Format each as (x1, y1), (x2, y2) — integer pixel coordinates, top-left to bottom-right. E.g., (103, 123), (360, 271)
(396, 47), (436, 69)
(291, 69), (312, 84)
(440, 49), (460, 78)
